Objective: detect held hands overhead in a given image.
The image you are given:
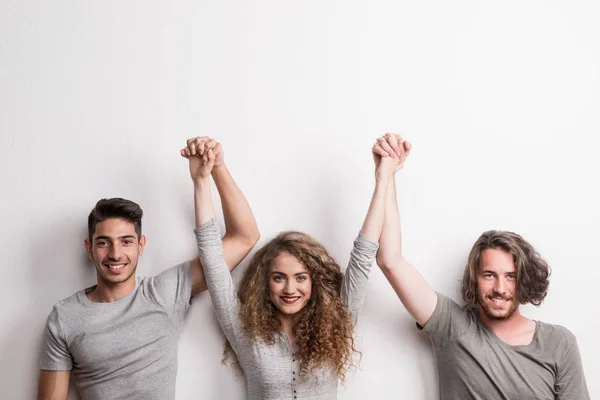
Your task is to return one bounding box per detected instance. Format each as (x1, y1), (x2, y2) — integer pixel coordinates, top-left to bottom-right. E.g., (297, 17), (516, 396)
(180, 136), (224, 181)
(180, 133), (411, 181)
(372, 133), (412, 177)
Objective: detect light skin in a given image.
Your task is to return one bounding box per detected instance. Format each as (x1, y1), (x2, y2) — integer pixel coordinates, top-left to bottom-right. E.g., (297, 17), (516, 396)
(372, 133), (535, 345)
(268, 252), (312, 344)
(193, 135), (399, 343)
(476, 248), (535, 345)
(38, 137), (260, 400)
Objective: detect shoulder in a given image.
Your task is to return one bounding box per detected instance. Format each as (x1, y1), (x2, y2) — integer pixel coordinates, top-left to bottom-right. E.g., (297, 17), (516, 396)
(49, 289), (86, 317)
(537, 321), (577, 343)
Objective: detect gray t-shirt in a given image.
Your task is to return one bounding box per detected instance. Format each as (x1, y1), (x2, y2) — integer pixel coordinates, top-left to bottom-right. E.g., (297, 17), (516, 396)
(420, 292), (589, 400)
(40, 262), (192, 400)
(195, 219), (379, 400)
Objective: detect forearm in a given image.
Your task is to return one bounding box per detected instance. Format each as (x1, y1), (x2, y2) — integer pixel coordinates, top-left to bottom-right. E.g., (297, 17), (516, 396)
(377, 178), (437, 327)
(194, 178), (215, 227)
(378, 179), (403, 264)
(359, 174), (391, 242)
(211, 164), (259, 244)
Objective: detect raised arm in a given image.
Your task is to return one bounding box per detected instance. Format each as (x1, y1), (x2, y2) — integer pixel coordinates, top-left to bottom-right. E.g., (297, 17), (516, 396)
(182, 138), (244, 347)
(340, 142), (398, 317)
(373, 134), (437, 327)
(181, 137), (259, 296)
(38, 370), (69, 400)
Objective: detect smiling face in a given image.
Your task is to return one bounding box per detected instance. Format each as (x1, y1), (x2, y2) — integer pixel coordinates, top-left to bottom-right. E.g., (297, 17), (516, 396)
(268, 251), (312, 317)
(84, 218), (146, 287)
(476, 248), (520, 321)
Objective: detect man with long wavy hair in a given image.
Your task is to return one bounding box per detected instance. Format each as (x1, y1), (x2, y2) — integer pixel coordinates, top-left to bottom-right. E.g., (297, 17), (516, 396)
(372, 133), (589, 400)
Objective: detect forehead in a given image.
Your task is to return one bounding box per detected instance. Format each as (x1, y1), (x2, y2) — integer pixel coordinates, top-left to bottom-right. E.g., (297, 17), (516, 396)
(271, 251), (309, 274)
(92, 218), (138, 239)
(479, 248), (515, 272)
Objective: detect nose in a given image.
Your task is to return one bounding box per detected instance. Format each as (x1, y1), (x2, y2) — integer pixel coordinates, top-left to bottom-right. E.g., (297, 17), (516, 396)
(108, 243), (121, 260)
(494, 277), (506, 294)
(283, 279), (295, 294)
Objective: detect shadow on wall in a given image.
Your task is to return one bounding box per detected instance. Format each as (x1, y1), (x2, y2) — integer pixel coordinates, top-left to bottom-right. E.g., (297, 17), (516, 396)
(2, 215), (91, 399)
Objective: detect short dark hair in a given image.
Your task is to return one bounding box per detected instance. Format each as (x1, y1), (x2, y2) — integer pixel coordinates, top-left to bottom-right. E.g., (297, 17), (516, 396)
(87, 198), (143, 240)
(461, 230), (551, 306)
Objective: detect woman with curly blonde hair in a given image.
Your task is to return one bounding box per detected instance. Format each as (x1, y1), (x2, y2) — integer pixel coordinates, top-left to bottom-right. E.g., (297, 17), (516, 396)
(186, 136), (406, 399)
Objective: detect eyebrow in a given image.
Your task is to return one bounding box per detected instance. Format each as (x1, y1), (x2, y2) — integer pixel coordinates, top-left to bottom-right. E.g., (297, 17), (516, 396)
(271, 271), (309, 276)
(94, 235), (137, 241)
(480, 269), (515, 275)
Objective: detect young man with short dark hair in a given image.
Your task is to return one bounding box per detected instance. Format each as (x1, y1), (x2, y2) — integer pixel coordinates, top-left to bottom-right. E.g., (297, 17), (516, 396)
(38, 137), (260, 400)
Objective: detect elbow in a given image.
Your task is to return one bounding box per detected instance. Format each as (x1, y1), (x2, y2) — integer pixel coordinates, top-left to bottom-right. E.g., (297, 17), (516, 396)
(246, 227), (261, 248)
(376, 253), (404, 272)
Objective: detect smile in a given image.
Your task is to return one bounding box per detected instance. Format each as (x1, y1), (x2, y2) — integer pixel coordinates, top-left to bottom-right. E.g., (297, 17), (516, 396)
(105, 264), (126, 271)
(280, 296), (301, 304)
(490, 297), (508, 305)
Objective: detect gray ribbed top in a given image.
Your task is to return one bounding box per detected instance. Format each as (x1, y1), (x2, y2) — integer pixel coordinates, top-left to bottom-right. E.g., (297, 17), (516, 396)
(195, 220), (378, 400)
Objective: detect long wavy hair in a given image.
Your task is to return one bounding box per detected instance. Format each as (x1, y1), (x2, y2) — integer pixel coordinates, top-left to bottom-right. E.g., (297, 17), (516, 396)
(461, 230), (551, 306)
(225, 231), (358, 381)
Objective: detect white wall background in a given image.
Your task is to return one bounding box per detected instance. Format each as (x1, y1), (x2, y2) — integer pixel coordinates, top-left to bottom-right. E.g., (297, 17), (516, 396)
(1, 1), (599, 399)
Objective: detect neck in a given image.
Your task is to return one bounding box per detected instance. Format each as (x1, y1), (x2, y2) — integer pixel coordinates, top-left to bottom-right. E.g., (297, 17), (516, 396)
(278, 313), (295, 337)
(478, 306), (529, 334)
(87, 275), (137, 303)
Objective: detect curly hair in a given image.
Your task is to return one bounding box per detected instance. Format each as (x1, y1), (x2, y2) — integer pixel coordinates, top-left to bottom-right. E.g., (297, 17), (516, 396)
(461, 230), (551, 306)
(225, 231), (358, 381)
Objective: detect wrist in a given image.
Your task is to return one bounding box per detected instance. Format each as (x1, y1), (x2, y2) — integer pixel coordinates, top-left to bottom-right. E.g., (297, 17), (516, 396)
(211, 163), (227, 176)
(375, 172), (392, 185)
(193, 177), (211, 187)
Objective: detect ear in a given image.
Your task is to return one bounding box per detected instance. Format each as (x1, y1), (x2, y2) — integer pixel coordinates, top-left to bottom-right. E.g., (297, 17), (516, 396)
(84, 238), (93, 260)
(138, 235), (147, 256)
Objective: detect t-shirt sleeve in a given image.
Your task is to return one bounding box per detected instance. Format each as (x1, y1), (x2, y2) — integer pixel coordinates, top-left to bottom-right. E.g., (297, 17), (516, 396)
(555, 329), (590, 400)
(146, 262), (192, 327)
(40, 307), (73, 371)
(417, 292), (474, 347)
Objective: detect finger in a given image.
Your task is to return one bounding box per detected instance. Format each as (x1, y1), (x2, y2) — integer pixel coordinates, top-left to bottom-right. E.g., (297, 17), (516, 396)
(403, 140), (412, 156)
(205, 138), (218, 151)
(372, 143), (390, 158)
(202, 152), (209, 165)
(180, 149), (189, 158)
(196, 138), (209, 156)
(206, 149), (216, 169)
(377, 138), (396, 158)
(212, 142), (223, 157)
(183, 147), (192, 157)
(384, 133), (401, 156)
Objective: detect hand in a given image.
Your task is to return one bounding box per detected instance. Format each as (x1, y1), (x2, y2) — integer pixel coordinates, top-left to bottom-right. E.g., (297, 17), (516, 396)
(181, 136), (219, 181)
(372, 133), (412, 174)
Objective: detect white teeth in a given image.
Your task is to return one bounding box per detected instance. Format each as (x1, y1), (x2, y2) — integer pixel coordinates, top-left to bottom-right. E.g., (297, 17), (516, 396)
(491, 298), (507, 304)
(281, 297), (300, 304)
(107, 264), (125, 270)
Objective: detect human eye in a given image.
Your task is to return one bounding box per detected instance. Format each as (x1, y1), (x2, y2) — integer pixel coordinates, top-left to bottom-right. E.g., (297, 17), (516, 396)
(273, 275), (285, 282)
(97, 240), (109, 247)
(507, 274), (516, 280)
(123, 239), (134, 245)
(297, 275), (307, 282)
(483, 273), (493, 279)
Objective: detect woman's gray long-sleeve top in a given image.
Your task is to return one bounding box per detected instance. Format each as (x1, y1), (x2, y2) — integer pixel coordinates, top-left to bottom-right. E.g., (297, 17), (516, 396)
(195, 220), (378, 400)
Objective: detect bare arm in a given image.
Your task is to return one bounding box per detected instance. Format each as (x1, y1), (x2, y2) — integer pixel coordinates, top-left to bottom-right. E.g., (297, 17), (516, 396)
(182, 137), (259, 296)
(38, 370), (69, 400)
(359, 156), (396, 242)
(374, 134), (437, 327)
